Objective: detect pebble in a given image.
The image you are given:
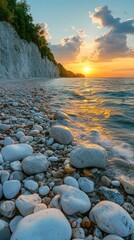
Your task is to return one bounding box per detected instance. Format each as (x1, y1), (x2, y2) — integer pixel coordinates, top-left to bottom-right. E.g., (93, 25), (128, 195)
(16, 131), (25, 139)
(50, 125), (73, 145)
(9, 216), (23, 233)
(11, 209), (72, 240)
(12, 102), (18, 107)
(16, 193), (41, 216)
(1, 170), (10, 183)
(64, 164), (76, 173)
(72, 227), (85, 239)
(100, 176), (112, 187)
(39, 186), (50, 196)
(0, 124), (10, 131)
(10, 171), (25, 181)
(97, 186), (124, 205)
(53, 184), (91, 215)
(10, 161), (22, 171)
(119, 178), (134, 195)
(0, 200), (15, 218)
(64, 176), (79, 189)
(3, 180), (21, 199)
(24, 180), (38, 193)
(70, 145), (108, 168)
(54, 110), (70, 120)
(89, 200), (134, 237)
(22, 154), (49, 175)
(0, 219), (11, 240)
(78, 177), (94, 193)
(111, 180), (120, 187)
(1, 144), (33, 162)
(48, 156), (58, 162)
(4, 137), (14, 146)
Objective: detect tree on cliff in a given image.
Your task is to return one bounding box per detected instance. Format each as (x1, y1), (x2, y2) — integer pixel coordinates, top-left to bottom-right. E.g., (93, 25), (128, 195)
(0, 0), (56, 63)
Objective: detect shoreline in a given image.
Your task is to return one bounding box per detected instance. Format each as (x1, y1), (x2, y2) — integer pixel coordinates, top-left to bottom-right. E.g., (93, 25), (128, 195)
(0, 79), (134, 239)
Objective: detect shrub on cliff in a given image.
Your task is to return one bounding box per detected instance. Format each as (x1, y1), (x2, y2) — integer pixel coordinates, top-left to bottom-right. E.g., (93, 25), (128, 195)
(0, 0), (56, 64)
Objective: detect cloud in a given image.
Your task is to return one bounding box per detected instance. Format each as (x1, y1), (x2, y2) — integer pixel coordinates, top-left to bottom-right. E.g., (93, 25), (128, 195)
(50, 35), (83, 63)
(39, 23), (51, 40)
(90, 6), (134, 61)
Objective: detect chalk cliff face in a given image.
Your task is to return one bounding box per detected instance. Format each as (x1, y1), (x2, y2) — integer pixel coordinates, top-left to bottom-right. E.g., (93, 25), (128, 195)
(0, 22), (59, 79)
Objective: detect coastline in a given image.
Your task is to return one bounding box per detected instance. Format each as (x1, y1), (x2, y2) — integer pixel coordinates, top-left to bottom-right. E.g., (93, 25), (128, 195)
(0, 79), (134, 239)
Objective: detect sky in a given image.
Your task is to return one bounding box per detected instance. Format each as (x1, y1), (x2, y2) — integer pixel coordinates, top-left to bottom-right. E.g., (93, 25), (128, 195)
(27, 0), (134, 77)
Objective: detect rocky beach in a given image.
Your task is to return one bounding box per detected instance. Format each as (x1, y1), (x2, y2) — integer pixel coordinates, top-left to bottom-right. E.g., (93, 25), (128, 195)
(0, 78), (134, 240)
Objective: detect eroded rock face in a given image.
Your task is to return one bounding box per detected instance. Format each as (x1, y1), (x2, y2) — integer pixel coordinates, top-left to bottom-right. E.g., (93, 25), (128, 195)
(50, 125), (73, 145)
(11, 209), (72, 240)
(70, 145), (108, 169)
(89, 200), (134, 237)
(0, 22), (59, 79)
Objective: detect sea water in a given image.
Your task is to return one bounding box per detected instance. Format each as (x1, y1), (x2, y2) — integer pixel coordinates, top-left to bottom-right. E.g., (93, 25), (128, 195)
(40, 77), (134, 180)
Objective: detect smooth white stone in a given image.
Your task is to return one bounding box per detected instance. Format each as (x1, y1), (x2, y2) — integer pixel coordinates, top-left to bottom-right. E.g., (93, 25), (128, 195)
(3, 180), (21, 199)
(10, 216), (23, 233)
(16, 194), (41, 216)
(11, 209), (72, 240)
(78, 177), (94, 193)
(89, 200), (134, 237)
(1, 144), (33, 162)
(53, 184), (91, 215)
(39, 186), (50, 196)
(50, 125), (73, 145)
(22, 154), (49, 175)
(64, 176), (79, 189)
(24, 180), (38, 193)
(70, 145), (108, 168)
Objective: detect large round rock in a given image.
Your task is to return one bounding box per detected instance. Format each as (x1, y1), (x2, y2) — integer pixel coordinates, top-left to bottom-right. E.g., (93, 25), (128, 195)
(89, 200), (134, 237)
(11, 208), (72, 240)
(70, 144), (108, 168)
(1, 144), (33, 162)
(22, 154), (49, 175)
(50, 125), (73, 145)
(53, 184), (91, 215)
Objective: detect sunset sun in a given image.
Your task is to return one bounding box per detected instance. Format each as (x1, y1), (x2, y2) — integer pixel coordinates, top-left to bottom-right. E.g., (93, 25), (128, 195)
(84, 67), (90, 74)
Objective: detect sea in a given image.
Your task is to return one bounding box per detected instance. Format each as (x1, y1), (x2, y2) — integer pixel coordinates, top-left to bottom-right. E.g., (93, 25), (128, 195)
(39, 77), (134, 180)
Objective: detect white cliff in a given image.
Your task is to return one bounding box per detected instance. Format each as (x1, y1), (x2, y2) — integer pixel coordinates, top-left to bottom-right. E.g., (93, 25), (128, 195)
(0, 22), (59, 79)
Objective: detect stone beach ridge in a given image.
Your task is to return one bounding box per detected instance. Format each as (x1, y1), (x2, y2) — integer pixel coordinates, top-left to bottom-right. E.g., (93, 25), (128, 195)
(0, 79), (134, 240)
